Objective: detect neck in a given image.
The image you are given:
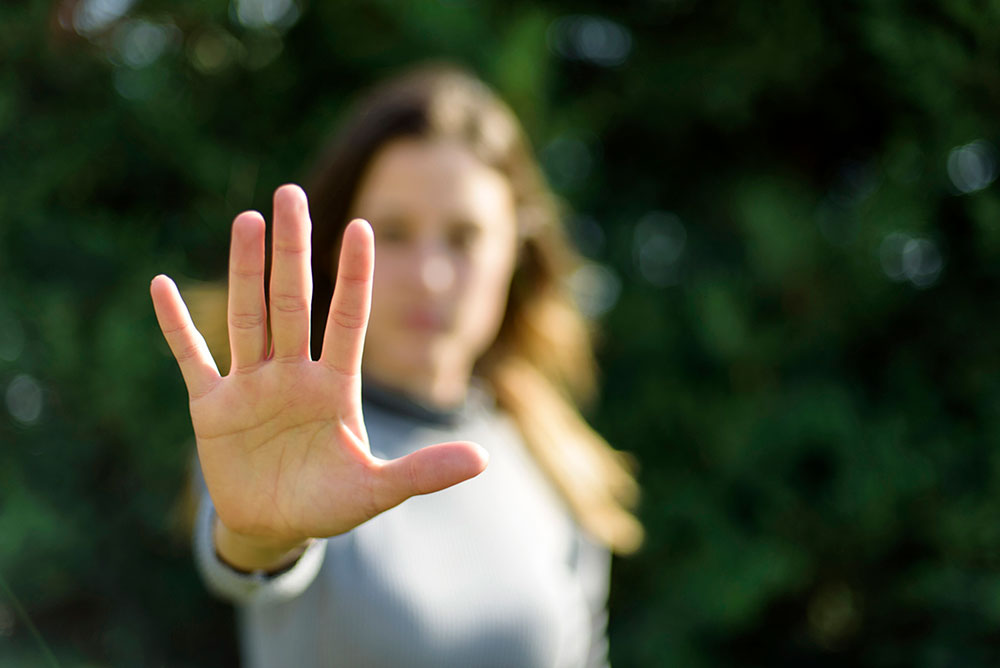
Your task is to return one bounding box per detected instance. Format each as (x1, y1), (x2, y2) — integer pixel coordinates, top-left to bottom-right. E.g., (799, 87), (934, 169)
(364, 362), (471, 410)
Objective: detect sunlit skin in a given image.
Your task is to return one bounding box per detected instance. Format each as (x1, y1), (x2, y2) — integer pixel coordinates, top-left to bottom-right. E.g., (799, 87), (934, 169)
(148, 172), (508, 571)
(349, 137), (520, 408)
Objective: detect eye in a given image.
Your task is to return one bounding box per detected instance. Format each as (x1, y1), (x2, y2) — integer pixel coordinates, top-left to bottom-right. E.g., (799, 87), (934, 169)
(372, 216), (411, 245)
(447, 222), (482, 252)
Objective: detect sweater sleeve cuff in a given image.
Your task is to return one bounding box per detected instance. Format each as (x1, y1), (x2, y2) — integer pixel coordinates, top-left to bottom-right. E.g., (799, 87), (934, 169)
(193, 494), (327, 605)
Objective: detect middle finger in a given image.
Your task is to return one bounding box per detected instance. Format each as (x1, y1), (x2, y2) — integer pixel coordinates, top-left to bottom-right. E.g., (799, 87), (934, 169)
(269, 184), (313, 361)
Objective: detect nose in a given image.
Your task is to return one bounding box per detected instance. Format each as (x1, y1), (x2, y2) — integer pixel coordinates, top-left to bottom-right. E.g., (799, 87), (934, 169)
(421, 254), (455, 293)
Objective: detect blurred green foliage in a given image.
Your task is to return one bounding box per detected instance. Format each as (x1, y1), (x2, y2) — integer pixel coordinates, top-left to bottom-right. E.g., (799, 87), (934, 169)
(1, 0), (999, 666)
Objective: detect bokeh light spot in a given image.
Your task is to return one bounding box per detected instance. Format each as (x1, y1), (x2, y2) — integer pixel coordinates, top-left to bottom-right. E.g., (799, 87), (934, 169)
(808, 583), (861, 651)
(188, 28), (243, 75)
(568, 262), (622, 318)
(879, 232), (943, 288)
(547, 15), (632, 67)
(6, 374), (43, 426)
(113, 19), (179, 69)
(901, 238), (943, 288)
(231, 0), (300, 31)
(72, 0), (135, 37)
(947, 139), (998, 194)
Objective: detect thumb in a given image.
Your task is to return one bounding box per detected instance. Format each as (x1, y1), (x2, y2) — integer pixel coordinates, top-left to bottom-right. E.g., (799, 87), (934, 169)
(372, 441), (489, 512)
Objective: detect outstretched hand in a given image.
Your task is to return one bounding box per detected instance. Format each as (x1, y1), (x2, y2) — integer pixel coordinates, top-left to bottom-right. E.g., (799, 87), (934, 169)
(151, 185), (488, 559)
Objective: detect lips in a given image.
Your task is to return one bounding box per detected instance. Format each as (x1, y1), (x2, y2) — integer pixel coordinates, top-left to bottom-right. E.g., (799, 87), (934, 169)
(402, 308), (448, 331)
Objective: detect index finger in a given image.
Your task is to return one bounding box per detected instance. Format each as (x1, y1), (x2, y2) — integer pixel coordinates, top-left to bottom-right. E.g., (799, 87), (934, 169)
(319, 219), (374, 376)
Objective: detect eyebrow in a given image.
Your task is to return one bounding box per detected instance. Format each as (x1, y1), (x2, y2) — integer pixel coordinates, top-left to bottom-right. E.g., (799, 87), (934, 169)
(447, 218), (486, 231)
(365, 209), (492, 230)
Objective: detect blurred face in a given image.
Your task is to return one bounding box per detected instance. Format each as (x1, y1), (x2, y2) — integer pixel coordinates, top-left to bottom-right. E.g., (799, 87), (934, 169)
(347, 137), (519, 406)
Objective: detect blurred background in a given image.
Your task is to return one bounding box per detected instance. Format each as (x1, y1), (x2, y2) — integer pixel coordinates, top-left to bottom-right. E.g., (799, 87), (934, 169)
(2, 0), (1000, 666)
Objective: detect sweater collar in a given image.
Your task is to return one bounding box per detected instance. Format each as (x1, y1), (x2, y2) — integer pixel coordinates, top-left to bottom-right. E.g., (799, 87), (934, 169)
(360, 377), (493, 426)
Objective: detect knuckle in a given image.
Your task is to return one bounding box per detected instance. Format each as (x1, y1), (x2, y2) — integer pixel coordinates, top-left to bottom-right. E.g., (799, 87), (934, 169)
(175, 342), (202, 363)
(407, 457), (421, 495)
(162, 321), (190, 337)
(271, 294), (309, 314)
(331, 308), (365, 330)
(230, 312), (265, 330)
(336, 274), (368, 286)
(274, 244), (308, 256)
(230, 267), (263, 279)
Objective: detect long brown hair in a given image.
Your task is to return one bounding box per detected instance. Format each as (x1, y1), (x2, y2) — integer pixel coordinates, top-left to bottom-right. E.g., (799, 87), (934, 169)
(305, 63), (642, 554)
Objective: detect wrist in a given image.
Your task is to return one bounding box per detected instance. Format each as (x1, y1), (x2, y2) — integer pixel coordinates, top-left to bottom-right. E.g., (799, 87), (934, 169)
(213, 517), (313, 574)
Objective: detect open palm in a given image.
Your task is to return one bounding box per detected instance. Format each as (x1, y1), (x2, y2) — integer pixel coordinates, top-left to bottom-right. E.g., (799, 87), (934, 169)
(151, 185), (487, 549)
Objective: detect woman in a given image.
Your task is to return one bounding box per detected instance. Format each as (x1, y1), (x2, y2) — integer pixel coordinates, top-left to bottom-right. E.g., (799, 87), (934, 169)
(151, 64), (641, 667)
